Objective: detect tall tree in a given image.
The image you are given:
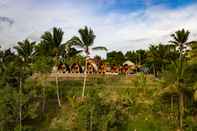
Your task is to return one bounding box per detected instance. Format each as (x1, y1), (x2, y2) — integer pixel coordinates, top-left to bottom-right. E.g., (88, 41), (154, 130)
(146, 44), (179, 76)
(40, 27), (64, 107)
(169, 29), (197, 130)
(4, 50), (34, 130)
(14, 40), (36, 130)
(14, 39), (36, 64)
(67, 26), (107, 97)
(147, 44), (168, 76)
(107, 51), (125, 66)
(125, 51), (137, 64)
(136, 49), (147, 65)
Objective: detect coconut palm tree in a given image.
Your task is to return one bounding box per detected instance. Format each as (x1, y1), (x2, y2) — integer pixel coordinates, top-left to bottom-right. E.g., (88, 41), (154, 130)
(147, 44), (165, 76)
(147, 44), (179, 77)
(67, 26), (107, 97)
(41, 27), (64, 107)
(169, 29), (197, 130)
(14, 39), (36, 130)
(14, 39), (36, 64)
(41, 27), (64, 57)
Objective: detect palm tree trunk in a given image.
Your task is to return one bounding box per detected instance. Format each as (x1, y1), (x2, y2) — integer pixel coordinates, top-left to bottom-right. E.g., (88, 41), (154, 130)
(55, 73), (61, 107)
(42, 87), (46, 113)
(19, 77), (22, 131)
(179, 92), (184, 130)
(178, 53), (184, 130)
(55, 54), (61, 107)
(82, 57), (87, 97)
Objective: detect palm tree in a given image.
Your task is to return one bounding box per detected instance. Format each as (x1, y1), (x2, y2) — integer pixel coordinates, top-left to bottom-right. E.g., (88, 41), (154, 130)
(169, 29), (197, 130)
(67, 26), (107, 97)
(135, 49), (146, 65)
(61, 43), (82, 64)
(14, 39), (36, 64)
(41, 27), (64, 107)
(14, 39), (36, 131)
(41, 27), (64, 57)
(147, 44), (178, 77)
(147, 44), (164, 76)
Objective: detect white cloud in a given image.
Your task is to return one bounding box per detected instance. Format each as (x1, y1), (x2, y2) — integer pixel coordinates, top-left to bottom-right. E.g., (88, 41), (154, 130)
(0, 0), (197, 57)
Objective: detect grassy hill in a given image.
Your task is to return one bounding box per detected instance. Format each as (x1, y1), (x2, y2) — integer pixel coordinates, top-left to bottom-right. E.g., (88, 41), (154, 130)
(26, 74), (195, 131)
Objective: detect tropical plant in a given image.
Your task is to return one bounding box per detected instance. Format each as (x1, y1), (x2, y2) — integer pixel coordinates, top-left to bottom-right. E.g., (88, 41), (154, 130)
(67, 26), (107, 97)
(169, 29), (197, 130)
(0, 53), (34, 130)
(40, 27), (64, 107)
(125, 51), (138, 64)
(107, 51), (125, 66)
(135, 49), (147, 65)
(14, 39), (36, 64)
(146, 44), (178, 77)
(31, 56), (53, 112)
(133, 72), (147, 94)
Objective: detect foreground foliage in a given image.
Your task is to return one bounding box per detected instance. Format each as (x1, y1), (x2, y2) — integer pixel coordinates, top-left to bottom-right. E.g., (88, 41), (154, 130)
(0, 27), (197, 131)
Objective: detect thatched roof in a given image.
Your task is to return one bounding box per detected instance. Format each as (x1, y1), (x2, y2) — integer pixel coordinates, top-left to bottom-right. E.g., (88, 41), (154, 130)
(123, 60), (135, 66)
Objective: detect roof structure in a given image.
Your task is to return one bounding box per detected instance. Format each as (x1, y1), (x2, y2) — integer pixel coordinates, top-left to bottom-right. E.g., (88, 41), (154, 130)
(123, 60), (135, 66)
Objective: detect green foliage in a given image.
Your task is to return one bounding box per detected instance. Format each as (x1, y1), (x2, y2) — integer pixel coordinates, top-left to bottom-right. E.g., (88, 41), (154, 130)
(64, 55), (85, 66)
(67, 26), (107, 56)
(133, 73), (147, 89)
(107, 51), (125, 66)
(125, 50), (146, 65)
(14, 39), (36, 64)
(183, 62), (197, 88)
(40, 27), (64, 57)
(31, 56), (53, 73)
(0, 80), (41, 130)
(47, 76), (176, 131)
(0, 27), (197, 131)
(0, 87), (18, 130)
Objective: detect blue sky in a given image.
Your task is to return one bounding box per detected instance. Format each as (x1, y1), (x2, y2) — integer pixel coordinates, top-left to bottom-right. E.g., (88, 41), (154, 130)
(29, 0), (197, 12)
(1, 0), (197, 57)
(94, 0), (197, 12)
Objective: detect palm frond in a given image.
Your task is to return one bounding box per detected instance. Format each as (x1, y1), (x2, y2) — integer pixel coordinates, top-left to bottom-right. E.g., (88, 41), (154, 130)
(78, 26), (95, 47)
(67, 36), (84, 47)
(41, 27), (64, 48)
(169, 40), (179, 46)
(41, 32), (53, 42)
(185, 41), (197, 45)
(170, 34), (179, 43)
(53, 27), (64, 47)
(14, 39), (36, 62)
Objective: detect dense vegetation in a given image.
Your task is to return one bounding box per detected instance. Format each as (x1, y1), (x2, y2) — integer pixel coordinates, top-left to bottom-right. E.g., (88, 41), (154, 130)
(0, 27), (197, 131)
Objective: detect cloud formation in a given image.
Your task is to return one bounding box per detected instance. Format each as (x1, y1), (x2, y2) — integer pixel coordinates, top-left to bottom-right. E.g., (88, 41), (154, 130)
(0, 0), (197, 57)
